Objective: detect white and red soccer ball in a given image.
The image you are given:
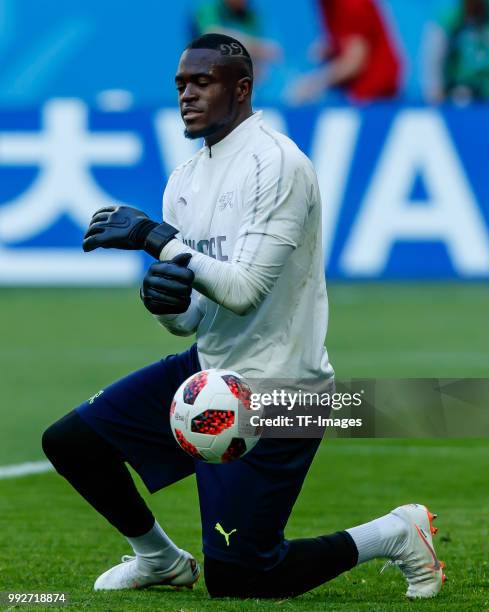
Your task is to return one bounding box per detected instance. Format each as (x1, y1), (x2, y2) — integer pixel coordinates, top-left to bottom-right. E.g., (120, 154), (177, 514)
(170, 369), (260, 463)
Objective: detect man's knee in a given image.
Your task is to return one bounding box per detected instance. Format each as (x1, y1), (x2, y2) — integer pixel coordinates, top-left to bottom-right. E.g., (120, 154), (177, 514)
(204, 556), (254, 598)
(204, 556), (241, 597)
(42, 416), (72, 464)
(42, 410), (104, 467)
(41, 424), (55, 460)
(41, 413), (75, 468)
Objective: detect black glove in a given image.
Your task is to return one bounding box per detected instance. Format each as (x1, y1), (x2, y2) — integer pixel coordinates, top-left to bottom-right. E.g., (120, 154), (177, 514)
(83, 205), (178, 258)
(140, 253), (194, 315)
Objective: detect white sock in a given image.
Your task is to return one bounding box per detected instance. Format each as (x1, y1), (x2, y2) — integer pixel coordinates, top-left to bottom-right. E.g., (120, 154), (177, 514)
(126, 521), (181, 572)
(346, 512), (408, 564)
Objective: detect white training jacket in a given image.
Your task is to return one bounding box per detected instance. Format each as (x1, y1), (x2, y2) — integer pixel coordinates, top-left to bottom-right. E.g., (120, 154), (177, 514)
(157, 111), (333, 380)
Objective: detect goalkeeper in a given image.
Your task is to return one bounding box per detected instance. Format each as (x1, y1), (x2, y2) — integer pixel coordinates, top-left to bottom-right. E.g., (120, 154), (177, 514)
(42, 33), (444, 599)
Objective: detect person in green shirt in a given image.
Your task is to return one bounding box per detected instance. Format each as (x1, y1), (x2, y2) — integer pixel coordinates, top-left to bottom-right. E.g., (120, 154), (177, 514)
(425, 0), (489, 102)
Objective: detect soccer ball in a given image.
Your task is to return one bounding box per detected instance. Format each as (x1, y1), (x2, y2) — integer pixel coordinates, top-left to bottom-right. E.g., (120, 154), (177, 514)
(170, 369), (260, 463)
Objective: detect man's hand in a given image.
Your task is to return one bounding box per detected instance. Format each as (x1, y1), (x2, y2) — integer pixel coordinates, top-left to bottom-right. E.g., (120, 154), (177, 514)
(140, 253), (194, 315)
(83, 205), (178, 258)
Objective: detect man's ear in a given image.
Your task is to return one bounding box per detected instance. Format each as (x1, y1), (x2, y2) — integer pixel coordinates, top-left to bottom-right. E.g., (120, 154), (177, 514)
(236, 77), (252, 102)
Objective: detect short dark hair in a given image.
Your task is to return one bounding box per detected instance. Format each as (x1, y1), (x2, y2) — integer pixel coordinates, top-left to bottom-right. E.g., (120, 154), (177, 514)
(186, 32), (253, 80)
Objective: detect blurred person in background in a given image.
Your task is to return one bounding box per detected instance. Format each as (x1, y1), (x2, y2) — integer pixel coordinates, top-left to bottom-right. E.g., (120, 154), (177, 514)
(190, 0), (282, 80)
(288, 0), (402, 104)
(423, 0), (489, 103)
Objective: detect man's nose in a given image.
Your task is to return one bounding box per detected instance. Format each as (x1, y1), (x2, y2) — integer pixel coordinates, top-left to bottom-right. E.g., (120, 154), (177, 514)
(181, 83), (198, 100)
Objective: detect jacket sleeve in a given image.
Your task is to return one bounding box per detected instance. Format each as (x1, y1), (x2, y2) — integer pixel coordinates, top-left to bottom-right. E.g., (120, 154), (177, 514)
(154, 290), (205, 336)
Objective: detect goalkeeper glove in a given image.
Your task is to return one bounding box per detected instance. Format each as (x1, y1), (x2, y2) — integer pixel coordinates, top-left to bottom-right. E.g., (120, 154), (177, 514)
(140, 253), (194, 315)
(83, 205), (178, 258)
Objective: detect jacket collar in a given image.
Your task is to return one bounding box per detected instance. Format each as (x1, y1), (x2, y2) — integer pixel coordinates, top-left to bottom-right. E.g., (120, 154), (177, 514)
(204, 111), (262, 159)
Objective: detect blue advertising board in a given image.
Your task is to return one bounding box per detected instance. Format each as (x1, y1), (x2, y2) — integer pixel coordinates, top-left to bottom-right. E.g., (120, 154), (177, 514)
(0, 100), (488, 283)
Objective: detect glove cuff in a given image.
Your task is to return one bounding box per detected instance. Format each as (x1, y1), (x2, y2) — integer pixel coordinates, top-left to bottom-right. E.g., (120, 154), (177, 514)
(130, 219), (158, 247)
(143, 222), (179, 259)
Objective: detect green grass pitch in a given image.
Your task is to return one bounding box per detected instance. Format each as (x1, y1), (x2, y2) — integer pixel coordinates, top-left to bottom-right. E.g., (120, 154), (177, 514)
(1, 284), (488, 611)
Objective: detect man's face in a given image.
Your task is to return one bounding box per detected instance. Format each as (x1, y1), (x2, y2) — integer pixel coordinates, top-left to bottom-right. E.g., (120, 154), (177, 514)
(175, 49), (238, 140)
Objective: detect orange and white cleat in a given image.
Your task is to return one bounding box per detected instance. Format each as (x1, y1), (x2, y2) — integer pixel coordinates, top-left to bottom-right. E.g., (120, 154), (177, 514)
(384, 503), (446, 599)
(94, 549), (200, 591)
